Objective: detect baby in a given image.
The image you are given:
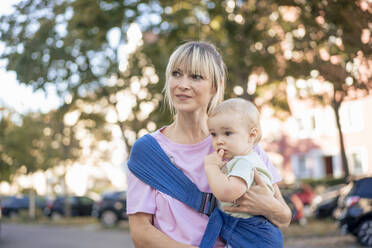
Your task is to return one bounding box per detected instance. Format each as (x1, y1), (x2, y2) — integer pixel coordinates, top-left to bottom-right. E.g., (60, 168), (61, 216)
(202, 98), (283, 248)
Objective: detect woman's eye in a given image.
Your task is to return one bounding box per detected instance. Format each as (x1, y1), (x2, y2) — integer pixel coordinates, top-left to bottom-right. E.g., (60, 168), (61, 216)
(210, 132), (216, 137)
(172, 71), (181, 77)
(225, 131), (232, 136)
(191, 74), (203, 80)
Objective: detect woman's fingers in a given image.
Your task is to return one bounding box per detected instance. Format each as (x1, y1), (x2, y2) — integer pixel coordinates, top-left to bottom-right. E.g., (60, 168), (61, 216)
(253, 169), (264, 186)
(252, 170), (270, 192)
(223, 205), (246, 213)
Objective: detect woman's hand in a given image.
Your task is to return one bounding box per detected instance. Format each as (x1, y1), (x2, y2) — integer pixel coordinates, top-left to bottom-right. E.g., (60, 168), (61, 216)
(223, 170), (292, 227)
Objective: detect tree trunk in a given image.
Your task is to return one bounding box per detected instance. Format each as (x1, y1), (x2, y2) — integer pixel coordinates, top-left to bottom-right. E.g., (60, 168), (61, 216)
(60, 121), (72, 218)
(28, 188), (35, 219)
(63, 175), (72, 218)
(332, 98), (350, 182)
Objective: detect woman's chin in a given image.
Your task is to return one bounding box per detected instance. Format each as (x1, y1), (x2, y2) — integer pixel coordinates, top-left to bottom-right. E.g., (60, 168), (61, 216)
(175, 105), (201, 113)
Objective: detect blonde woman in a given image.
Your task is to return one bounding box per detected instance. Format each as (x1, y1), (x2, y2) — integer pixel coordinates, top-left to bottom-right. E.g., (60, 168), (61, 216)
(127, 41), (291, 248)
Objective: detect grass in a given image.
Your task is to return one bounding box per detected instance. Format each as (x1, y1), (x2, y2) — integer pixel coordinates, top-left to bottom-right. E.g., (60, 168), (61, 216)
(3, 212), (338, 237)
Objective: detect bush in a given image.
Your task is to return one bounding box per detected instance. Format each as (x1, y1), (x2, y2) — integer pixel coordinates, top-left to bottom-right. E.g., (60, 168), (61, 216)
(300, 177), (346, 188)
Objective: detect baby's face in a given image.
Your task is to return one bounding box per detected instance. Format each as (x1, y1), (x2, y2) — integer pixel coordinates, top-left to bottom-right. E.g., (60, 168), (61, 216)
(208, 112), (255, 160)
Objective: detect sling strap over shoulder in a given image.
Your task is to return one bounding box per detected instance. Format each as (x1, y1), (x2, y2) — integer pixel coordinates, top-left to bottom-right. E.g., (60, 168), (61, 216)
(127, 134), (216, 216)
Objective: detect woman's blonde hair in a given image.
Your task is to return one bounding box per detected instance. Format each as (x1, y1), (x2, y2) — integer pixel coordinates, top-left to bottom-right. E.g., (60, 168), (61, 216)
(164, 41), (226, 114)
(209, 98), (262, 144)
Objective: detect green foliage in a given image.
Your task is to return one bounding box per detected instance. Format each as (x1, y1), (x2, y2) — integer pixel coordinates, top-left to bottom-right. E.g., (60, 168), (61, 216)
(0, 109), (71, 181)
(0, 0), (370, 180)
(301, 177), (346, 188)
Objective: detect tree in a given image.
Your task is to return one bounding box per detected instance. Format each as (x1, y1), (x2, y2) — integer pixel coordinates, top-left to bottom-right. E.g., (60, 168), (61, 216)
(0, 108), (17, 181)
(0, 107), (79, 181)
(1, 0), (371, 181)
(278, 1), (372, 179)
(145, 1), (371, 180)
(0, 0), (292, 152)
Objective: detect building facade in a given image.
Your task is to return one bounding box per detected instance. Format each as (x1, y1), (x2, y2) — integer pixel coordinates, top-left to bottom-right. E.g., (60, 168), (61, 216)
(261, 95), (372, 183)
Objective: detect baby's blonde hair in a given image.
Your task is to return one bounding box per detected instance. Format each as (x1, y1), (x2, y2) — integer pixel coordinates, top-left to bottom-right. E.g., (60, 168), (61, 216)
(209, 98), (262, 144)
(164, 41), (226, 114)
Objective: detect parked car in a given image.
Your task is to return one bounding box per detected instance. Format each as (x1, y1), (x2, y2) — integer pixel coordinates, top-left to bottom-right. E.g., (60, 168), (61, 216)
(335, 177), (372, 247)
(1, 195), (47, 217)
(0, 198), (2, 239)
(311, 184), (346, 219)
(92, 191), (127, 226)
(44, 196), (94, 219)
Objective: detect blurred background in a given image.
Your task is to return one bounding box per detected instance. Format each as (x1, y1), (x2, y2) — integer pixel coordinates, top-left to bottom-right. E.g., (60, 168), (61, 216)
(0, 0), (371, 247)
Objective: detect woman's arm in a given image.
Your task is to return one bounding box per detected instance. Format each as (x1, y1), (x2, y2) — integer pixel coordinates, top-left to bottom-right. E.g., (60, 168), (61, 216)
(129, 213), (197, 248)
(223, 170), (291, 228)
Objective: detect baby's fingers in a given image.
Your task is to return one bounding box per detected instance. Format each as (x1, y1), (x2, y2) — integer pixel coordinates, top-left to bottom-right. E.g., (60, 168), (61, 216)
(217, 149), (224, 158)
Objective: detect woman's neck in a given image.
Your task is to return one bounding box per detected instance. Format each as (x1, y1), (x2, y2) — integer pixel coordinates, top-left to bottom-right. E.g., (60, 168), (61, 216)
(164, 111), (210, 144)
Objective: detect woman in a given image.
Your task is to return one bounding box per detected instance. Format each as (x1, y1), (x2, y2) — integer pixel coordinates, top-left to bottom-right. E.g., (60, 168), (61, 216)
(127, 41), (291, 248)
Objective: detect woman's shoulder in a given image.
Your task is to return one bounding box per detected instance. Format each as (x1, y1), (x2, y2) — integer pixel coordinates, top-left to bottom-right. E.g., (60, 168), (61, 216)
(131, 128), (163, 147)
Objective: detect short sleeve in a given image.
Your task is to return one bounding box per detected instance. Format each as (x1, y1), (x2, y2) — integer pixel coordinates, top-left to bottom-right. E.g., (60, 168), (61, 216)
(227, 159), (255, 190)
(126, 169), (157, 215)
(253, 144), (282, 184)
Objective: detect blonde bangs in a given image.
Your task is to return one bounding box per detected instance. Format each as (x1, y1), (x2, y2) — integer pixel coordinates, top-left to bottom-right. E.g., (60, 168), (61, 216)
(168, 45), (213, 82)
(164, 41), (226, 115)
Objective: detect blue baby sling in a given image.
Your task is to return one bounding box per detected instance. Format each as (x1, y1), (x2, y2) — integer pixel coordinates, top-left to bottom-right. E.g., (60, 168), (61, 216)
(127, 134), (283, 248)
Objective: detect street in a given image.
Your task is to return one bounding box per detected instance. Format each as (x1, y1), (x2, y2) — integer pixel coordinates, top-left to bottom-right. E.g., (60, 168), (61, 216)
(0, 223), (134, 248)
(0, 222), (364, 248)
(285, 235), (364, 248)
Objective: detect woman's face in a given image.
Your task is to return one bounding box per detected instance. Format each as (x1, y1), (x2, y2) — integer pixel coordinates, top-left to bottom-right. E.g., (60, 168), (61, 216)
(169, 66), (215, 114)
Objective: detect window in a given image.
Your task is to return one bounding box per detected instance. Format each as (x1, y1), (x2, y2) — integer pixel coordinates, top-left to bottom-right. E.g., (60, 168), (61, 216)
(348, 148), (367, 176)
(296, 111), (320, 138)
(298, 155), (306, 173)
(339, 101), (364, 133)
(351, 153), (362, 174)
(79, 197), (93, 205)
(293, 155), (308, 179)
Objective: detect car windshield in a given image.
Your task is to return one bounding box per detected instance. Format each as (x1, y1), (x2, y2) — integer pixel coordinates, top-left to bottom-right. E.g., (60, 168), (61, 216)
(103, 191), (126, 200)
(354, 178), (372, 198)
(2, 196), (29, 206)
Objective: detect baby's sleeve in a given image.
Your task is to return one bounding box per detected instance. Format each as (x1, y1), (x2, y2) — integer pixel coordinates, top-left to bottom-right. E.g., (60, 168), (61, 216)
(227, 159), (255, 190)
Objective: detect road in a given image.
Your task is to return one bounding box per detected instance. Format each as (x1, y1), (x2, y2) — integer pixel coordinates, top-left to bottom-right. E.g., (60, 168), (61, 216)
(285, 235), (364, 248)
(0, 223), (134, 248)
(0, 222), (364, 248)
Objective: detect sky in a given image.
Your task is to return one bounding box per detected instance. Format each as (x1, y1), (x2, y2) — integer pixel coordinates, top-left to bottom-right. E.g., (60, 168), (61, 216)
(0, 0), (60, 114)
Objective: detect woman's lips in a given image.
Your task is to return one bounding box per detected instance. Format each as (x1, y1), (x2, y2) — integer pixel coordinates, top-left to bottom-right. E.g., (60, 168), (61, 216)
(176, 94), (191, 100)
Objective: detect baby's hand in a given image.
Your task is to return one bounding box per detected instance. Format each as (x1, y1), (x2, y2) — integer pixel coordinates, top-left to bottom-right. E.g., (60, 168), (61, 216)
(204, 149), (226, 169)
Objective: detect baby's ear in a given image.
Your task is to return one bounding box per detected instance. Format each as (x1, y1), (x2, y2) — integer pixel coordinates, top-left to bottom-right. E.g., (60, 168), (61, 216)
(249, 128), (258, 139)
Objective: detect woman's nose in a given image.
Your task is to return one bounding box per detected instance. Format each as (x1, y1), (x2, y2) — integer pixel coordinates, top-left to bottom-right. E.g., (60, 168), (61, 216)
(177, 76), (190, 89)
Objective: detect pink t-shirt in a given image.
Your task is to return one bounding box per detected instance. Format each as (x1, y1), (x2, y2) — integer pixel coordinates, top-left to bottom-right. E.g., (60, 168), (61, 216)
(127, 127), (281, 247)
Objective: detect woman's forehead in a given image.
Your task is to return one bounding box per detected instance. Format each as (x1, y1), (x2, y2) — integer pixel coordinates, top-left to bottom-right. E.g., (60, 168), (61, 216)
(172, 58), (210, 76)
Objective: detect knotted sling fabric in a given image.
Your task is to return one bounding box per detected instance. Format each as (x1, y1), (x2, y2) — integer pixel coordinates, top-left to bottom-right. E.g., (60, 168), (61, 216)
(200, 208), (283, 248)
(127, 134), (283, 248)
